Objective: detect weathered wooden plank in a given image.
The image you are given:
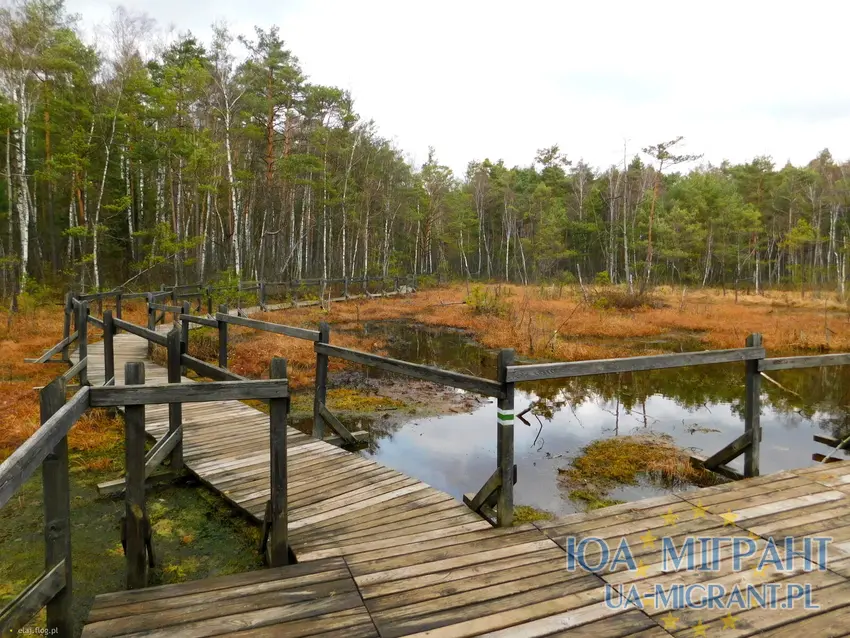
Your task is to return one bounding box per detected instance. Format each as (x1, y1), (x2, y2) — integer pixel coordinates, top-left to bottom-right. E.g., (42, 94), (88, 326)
(89, 379), (288, 406)
(0, 560), (66, 635)
(316, 343), (503, 397)
(0, 387), (90, 509)
(216, 312), (320, 341)
(505, 346), (765, 382)
(760, 352), (850, 371)
(87, 314), (105, 329)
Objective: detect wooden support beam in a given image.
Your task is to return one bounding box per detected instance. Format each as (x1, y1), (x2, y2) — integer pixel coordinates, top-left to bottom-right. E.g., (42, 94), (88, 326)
(318, 403), (356, 445)
(702, 431), (752, 470)
(689, 455), (744, 481)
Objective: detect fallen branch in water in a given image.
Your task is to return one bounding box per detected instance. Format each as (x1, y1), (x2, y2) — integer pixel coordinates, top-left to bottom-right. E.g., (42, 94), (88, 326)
(760, 372), (803, 400)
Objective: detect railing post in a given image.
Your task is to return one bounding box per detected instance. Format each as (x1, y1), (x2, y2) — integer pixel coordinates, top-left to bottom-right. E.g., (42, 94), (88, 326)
(343, 277), (349, 299)
(259, 281), (267, 311)
(41, 377), (71, 636)
(61, 292), (72, 363)
(395, 276), (399, 294)
(146, 293), (155, 358)
(180, 301), (190, 376)
(206, 285), (213, 316)
(744, 333), (762, 478)
(124, 362), (148, 589)
(77, 300), (88, 387)
(313, 322), (330, 439)
(167, 326), (184, 473)
(115, 290), (123, 332)
(103, 310), (115, 386)
(218, 304), (228, 369)
(496, 349), (515, 527)
(269, 357), (290, 566)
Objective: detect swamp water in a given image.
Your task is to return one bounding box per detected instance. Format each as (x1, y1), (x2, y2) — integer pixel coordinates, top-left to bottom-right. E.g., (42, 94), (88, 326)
(336, 321), (850, 517)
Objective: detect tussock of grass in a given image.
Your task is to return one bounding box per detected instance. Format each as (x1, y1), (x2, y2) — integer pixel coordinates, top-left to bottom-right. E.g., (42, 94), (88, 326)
(560, 434), (720, 511)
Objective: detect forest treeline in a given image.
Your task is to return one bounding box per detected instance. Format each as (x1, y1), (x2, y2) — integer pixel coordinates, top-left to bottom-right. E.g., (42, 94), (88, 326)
(1, 0), (848, 296)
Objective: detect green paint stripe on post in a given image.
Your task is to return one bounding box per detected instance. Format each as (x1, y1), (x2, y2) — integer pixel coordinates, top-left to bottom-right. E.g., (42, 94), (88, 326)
(497, 412), (514, 422)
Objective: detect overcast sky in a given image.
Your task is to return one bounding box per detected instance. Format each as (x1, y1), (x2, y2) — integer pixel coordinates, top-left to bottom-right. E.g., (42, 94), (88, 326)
(66, 0), (850, 175)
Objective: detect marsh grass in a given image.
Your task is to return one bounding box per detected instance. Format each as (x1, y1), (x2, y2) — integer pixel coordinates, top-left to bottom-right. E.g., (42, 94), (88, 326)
(559, 433), (721, 511)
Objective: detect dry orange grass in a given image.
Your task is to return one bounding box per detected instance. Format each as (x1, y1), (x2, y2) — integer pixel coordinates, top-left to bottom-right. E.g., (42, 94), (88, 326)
(0, 305), (120, 461)
(228, 284), (850, 371)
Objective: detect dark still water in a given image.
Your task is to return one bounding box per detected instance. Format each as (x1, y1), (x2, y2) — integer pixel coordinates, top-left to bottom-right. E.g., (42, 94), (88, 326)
(338, 321), (850, 517)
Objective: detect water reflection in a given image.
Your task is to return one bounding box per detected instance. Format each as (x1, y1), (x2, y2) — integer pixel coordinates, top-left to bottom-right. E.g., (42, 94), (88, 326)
(335, 321), (850, 516)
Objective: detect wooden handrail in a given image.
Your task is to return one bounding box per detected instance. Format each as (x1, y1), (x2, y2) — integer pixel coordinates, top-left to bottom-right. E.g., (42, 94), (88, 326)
(315, 343), (503, 397)
(113, 317), (167, 346)
(215, 312), (321, 341)
(505, 347), (766, 382)
(89, 379), (288, 407)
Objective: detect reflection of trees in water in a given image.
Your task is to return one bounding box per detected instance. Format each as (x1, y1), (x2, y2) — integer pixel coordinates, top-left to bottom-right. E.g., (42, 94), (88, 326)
(520, 364), (850, 438)
(360, 416), (405, 455)
(353, 320), (850, 445)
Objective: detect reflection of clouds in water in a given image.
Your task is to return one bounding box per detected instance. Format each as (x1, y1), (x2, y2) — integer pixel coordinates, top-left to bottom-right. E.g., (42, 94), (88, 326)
(363, 389), (831, 518)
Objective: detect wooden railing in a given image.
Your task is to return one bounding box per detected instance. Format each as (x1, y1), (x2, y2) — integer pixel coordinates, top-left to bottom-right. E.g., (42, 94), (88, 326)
(3, 354), (290, 634)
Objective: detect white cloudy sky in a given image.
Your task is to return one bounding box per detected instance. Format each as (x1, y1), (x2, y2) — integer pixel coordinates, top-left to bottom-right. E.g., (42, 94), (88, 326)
(66, 0), (850, 174)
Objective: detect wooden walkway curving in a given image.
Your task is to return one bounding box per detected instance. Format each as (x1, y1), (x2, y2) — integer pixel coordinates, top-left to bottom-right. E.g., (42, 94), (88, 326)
(80, 325), (490, 559)
(77, 324), (850, 637)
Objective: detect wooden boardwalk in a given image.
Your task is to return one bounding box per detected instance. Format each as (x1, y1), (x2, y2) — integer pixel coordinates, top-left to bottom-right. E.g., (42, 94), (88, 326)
(78, 325), (850, 636)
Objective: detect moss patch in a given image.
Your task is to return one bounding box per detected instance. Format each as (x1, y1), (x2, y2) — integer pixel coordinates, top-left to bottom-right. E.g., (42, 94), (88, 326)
(325, 388), (405, 413)
(512, 505), (554, 526)
(568, 490), (625, 511)
(1, 470), (263, 635)
(559, 434), (720, 512)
